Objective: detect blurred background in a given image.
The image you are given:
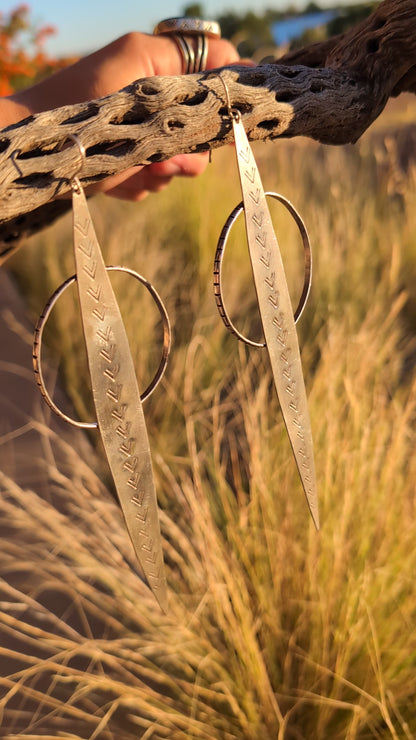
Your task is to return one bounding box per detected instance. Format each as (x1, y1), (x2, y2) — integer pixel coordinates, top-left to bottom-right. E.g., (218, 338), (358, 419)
(1, 1), (381, 91)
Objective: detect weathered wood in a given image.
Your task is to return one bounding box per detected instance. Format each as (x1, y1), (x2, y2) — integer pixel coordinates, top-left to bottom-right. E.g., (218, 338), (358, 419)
(0, 0), (415, 253)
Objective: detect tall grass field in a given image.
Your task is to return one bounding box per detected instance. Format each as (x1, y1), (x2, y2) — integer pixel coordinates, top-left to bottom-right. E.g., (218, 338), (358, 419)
(1, 94), (415, 738)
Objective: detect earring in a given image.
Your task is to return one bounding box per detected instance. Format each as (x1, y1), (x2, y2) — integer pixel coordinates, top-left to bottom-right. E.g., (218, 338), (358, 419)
(33, 135), (171, 612)
(214, 76), (319, 531)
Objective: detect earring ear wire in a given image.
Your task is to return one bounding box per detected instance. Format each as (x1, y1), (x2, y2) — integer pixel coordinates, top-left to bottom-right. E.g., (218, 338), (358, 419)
(60, 133), (86, 188)
(216, 72), (233, 114)
(10, 149), (23, 178)
(11, 133), (86, 184)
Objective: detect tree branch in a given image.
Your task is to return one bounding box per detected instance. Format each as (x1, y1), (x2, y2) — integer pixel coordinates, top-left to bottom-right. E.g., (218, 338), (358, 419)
(0, 0), (415, 255)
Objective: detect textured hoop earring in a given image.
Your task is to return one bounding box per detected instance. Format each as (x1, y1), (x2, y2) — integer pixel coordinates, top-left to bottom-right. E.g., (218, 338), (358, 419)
(213, 74), (320, 531)
(213, 191), (312, 348)
(32, 133), (170, 612)
(33, 267), (171, 426)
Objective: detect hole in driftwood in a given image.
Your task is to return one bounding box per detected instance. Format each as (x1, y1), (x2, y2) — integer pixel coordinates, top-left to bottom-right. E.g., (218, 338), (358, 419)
(110, 114), (150, 126)
(19, 145), (56, 159)
(279, 68), (301, 79)
(7, 115), (35, 130)
(61, 103), (100, 125)
(257, 119), (280, 131)
(181, 90), (209, 106)
(276, 90), (299, 103)
(310, 81), (327, 94)
(87, 174), (107, 183)
(233, 102), (253, 115)
(148, 153), (163, 163)
(239, 72), (267, 87)
(110, 104), (153, 125)
(141, 83), (158, 96)
(14, 173), (54, 188)
(367, 38), (380, 54)
(86, 140), (136, 157)
(373, 17), (386, 30)
(0, 139), (10, 154)
(166, 119), (185, 130)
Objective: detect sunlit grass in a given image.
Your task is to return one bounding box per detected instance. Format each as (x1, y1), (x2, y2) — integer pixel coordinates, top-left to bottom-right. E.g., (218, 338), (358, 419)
(1, 115), (416, 738)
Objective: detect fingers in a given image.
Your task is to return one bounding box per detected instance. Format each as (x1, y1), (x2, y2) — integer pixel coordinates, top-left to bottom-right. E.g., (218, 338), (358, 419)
(10, 28), (240, 201)
(95, 151), (210, 201)
(9, 30), (243, 123)
(88, 31), (238, 201)
(157, 35), (240, 75)
(205, 37), (241, 69)
(9, 24), (244, 121)
(90, 32), (241, 89)
(136, 33), (240, 78)
(148, 153), (209, 178)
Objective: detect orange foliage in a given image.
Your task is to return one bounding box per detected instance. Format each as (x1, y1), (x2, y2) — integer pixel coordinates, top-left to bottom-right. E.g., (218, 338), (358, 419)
(0, 4), (77, 95)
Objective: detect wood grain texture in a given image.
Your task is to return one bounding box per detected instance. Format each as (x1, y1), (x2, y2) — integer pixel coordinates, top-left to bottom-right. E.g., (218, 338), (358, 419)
(0, 0), (415, 252)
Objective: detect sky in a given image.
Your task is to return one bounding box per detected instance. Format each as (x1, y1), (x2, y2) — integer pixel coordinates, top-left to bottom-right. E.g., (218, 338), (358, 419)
(1, 0), (358, 57)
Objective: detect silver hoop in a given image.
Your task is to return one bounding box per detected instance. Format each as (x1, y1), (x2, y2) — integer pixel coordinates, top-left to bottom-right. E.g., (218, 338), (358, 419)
(33, 266), (172, 429)
(213, 192), (312, 348)
(153, 17), (221, 74)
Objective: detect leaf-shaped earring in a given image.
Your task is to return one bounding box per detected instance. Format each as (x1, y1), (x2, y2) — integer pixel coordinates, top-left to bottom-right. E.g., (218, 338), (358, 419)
(33, 135), (171, 611)
(213, 76), (319, 530)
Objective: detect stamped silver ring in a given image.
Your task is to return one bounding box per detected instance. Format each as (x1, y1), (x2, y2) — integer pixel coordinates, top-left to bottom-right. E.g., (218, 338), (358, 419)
(153, 17), (221, 74)
(213, 192), (312, 348)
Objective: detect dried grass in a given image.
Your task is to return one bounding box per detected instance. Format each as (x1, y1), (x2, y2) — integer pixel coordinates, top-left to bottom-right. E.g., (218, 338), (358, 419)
(1, 110), (416, 738)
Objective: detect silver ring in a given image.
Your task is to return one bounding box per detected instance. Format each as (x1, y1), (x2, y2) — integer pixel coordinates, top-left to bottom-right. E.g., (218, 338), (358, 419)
(153, 17), (221, 74)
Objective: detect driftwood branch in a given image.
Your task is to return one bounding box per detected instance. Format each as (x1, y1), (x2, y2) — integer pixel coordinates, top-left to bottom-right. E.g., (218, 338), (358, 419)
(0, 0), (415, 254)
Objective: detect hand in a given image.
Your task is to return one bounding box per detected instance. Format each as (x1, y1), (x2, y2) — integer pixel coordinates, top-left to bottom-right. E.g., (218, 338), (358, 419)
(1, 32), (241, 202)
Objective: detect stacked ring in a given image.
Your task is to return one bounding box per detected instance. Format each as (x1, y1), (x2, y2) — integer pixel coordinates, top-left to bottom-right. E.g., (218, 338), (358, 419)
(153, 17), (221, 74)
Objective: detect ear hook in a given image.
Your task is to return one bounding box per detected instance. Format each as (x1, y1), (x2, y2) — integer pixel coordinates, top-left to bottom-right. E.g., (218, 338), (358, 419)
(10, 149), (23, 178)
(215, 72), (241, 123)
(60, 133), (86, 189)
(10, 134), (86, 184)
